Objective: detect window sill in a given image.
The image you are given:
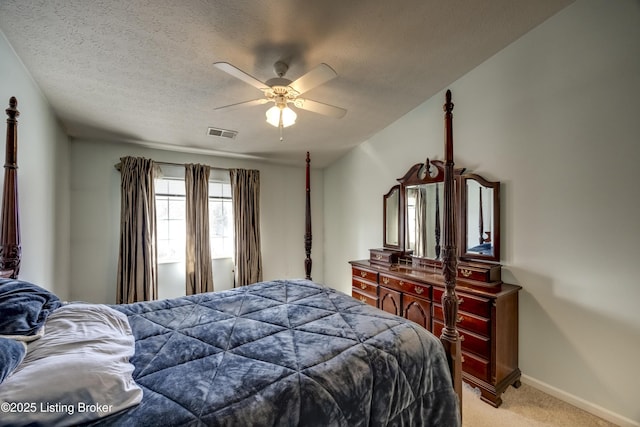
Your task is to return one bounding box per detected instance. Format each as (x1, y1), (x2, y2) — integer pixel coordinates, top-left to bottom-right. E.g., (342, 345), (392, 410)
(158, 256), (232, 265)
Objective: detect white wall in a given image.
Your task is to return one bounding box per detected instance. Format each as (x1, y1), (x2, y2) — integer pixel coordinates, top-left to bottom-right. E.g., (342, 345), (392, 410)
(70, 139), (323, 303)
(324, 0), (640, 425)
(0, 31), (70, 298)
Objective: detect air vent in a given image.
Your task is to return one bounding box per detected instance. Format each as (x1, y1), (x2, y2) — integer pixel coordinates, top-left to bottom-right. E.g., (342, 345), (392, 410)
(207, 127), (238, 139)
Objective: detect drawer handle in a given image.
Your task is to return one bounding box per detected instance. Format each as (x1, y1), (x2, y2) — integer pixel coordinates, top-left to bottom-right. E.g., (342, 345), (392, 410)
(375, 254), (383, 260)
(460, 269), (472, 277)
(382, 277), (389, 285)
(399, 280), (405, 286)
(360, 282), (367, 290)
(359, 296), (367, 303)
(461, 355), (465, 363)
(360, 271), (367, 278)
(457, 315), (464, 323)
(458, 297), (464, 306)
(415, 286), (424, 295)
(459, 334), (465, 342)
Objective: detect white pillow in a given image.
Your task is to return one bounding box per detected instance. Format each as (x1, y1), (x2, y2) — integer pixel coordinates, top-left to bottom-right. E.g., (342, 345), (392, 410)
(0, 303), (142, 426)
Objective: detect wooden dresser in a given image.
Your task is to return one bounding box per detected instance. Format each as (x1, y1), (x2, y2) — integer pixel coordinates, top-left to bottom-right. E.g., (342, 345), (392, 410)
(350, 259), (522, 407)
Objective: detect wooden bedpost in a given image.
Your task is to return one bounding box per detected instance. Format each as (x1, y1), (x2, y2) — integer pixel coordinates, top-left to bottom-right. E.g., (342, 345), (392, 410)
(304, 152), (312, 280)
(0, 97), (21, 279)
(440, 90), (463, 410)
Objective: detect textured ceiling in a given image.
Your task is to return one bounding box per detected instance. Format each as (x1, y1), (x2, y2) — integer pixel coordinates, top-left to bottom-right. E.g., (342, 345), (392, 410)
(0, 1), (573, 167)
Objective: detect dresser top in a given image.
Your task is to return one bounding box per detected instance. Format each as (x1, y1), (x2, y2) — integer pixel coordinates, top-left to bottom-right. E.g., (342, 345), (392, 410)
(349, 259), (522, 297)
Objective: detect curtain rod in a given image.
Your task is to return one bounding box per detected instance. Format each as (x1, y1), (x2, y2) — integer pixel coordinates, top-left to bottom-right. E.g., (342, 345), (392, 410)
(114, 159), (230, 172)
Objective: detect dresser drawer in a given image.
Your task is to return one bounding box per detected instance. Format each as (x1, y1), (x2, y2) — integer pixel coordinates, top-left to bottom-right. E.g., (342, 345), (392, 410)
(379, 274), (430, 299)
(433, 304), (490, 337)
(352, 289), (378, 307)
(433, 319), (490, 359)
(352, 267), (378, 283)
(462, 351), (490, 383)
(352, 278), (378, 298)
(433, 287), (491, 318)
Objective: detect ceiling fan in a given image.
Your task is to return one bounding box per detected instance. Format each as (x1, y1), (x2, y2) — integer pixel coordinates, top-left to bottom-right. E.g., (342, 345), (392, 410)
(213, 61), (347, 134)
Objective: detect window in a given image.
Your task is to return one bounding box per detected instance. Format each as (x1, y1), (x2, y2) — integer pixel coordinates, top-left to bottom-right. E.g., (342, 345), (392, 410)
(208, 181), (234, 259)
(155, 177), (234, 264)
(155, 178), (186, 263)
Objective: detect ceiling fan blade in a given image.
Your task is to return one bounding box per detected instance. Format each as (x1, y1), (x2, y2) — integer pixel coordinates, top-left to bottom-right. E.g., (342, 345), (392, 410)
(294, 98), (347, 119)
(213, 62), (267, 91)
(214, 98), (269, 112)
(289, 63), (338, 95)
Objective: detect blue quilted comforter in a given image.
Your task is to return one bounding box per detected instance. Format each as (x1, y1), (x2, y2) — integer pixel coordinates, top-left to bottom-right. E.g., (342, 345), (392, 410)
(92, 279), (460, 426)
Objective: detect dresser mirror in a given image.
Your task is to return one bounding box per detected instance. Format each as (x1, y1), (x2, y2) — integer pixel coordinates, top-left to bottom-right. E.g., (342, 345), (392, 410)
(383, 160), (501, 264)
(383, 185), (402, 249)
(459, 173), (500, 262)
(397, 160), (450, 261)
(405, 183), (443, 259)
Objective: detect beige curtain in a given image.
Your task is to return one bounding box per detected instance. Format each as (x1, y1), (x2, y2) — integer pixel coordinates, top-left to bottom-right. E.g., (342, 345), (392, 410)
(117, 157), (158, 304)
(185, 164), (214, 295)
(229, 169), (262, 286)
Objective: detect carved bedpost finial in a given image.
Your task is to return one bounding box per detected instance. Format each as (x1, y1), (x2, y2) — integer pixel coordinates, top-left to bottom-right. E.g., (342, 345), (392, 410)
(444, 90), (453, 114)
(8, 97), (17, 108)
(6, 97), (19, 121)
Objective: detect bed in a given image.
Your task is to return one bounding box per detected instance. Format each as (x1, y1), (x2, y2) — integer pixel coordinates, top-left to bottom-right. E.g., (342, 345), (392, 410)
(0, 94), (462, 426)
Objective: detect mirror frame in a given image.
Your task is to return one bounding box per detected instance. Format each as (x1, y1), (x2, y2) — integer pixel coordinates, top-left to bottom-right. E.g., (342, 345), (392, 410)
(383, 185), (403, 250)
(398, 161), (446, 187)
(458, 173), (500, 262)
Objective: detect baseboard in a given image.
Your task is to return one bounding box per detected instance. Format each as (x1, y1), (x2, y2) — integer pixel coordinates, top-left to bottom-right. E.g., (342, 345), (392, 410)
(521, 374), (639, 427)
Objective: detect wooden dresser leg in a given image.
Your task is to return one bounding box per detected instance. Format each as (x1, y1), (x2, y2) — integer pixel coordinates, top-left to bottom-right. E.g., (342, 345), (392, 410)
(479, 389), (503, 408)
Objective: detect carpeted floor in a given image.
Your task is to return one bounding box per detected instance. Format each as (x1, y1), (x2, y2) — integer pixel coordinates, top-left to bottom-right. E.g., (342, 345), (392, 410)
(462, 382), (617, 427)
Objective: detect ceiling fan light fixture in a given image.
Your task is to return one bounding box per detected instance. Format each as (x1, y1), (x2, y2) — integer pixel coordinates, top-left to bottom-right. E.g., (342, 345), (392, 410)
(281, 106), (297, 127)
(265, 105), (280, 127)
(266, 105), (297, 128)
